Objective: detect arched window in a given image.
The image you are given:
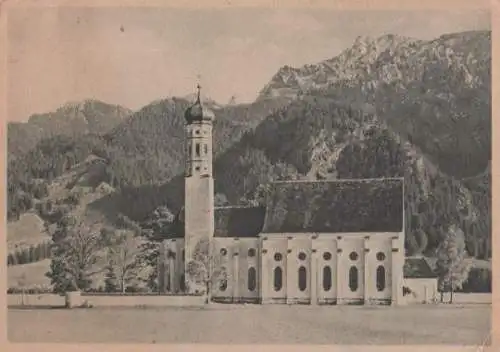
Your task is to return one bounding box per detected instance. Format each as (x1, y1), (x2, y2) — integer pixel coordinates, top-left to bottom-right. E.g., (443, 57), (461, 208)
(298, 266), (307, 292)
(165, 267), (171, 292)
(273, 267), (283, 291)
(248, 267), (257, 292)
(376, 265), (386, 292)
(322, 266), (332, 291)
(219, 267), (228, 292)
(349, 266), (358, 292)
(195, 143), (200, 157)
(180, 274), (186, 292)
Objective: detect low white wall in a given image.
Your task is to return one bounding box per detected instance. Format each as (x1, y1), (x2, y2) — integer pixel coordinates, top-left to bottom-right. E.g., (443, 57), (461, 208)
(403, 278), (438, 304)
(8, 294), (64, 307)
(445, 293), (492, 304)
(8, 294), (205, 308)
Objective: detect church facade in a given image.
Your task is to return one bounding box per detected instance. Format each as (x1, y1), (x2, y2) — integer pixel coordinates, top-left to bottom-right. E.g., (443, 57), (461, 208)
(158, 88), (406, 305)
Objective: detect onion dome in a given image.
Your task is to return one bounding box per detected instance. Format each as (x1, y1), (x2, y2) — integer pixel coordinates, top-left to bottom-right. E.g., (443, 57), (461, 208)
(184, 84), (215, 124)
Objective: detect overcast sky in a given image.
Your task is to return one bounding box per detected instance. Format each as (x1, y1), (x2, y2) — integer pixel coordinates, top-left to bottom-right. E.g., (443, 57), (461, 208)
(7, 7), (490, 122)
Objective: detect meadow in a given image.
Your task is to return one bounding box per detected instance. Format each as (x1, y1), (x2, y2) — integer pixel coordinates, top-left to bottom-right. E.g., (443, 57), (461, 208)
(8, 301), (491, 344)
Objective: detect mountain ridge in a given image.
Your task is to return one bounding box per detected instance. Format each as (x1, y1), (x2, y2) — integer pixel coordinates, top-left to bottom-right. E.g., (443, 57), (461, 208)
(6, 30), (491, 277)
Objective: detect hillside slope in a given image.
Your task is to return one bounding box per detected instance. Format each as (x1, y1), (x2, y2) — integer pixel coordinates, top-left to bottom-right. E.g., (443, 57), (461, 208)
(259, 31), (491, 178)
(8, 100), (132, 158)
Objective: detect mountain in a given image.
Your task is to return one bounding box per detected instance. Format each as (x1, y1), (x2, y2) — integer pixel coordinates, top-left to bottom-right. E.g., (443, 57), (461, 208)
(259, 31), (491, 178)
(7, 30), (491, 283)
(6, 96), (292, 222)
(8, 99), (132, 158)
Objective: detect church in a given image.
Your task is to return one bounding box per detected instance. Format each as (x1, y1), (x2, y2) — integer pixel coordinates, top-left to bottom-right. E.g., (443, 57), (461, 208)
(158, 87), (406, 305)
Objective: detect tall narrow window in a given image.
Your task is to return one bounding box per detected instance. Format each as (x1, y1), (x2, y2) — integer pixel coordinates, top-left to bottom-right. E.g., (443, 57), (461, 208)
(298, 266), (307, 292)
(204, 144), (208, 155)
(273, 267), (283, 291)
(248, 267), (257, 292)
(195, 143), (200, 157)
(322, 266), (332, 291)
(349, 266), (358, 292)
(219, 279), (227, 292)
(180, 274), (186, 292)
(376, 265), (386, 292)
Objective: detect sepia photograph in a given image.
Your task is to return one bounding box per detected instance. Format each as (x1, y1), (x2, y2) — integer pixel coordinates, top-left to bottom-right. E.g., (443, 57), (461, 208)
(4, 2), (492, 346)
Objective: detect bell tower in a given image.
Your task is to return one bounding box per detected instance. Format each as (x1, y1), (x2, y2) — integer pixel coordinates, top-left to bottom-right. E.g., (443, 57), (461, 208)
(183, 84), (215, 290)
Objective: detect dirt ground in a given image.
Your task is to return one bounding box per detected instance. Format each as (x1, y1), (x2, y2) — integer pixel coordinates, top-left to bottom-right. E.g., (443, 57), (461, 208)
(8, 303), (491, 344)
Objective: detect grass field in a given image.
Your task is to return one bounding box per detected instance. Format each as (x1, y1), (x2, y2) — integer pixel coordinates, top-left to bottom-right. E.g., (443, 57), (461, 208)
(8, 303), (491, 344)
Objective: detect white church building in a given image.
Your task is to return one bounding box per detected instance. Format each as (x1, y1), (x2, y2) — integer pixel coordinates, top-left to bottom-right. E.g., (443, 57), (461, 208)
(158, 87), (407, 305)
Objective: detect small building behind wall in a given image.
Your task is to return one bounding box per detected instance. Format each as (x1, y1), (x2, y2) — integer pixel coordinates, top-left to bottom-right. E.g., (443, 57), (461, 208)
(402, 256), (438, 304)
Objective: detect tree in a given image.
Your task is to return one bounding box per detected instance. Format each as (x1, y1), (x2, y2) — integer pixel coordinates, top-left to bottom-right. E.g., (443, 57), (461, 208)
(435, 224), (471, 303)
(46, 217), (106, 293)
(106, 230), (141, 293)
(185, 238), (228, 304)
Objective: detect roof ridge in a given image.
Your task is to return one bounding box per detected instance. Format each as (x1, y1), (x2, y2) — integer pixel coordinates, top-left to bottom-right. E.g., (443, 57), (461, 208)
(214, 205), (265, 210)
(270, 177), (404, 185)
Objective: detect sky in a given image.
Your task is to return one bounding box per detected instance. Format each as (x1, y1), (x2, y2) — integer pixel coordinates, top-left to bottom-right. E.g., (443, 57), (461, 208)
(7, 7), (490, 122)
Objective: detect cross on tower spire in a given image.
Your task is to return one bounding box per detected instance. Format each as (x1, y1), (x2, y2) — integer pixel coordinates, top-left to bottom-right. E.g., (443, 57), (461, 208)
(196, 83), (201, 104)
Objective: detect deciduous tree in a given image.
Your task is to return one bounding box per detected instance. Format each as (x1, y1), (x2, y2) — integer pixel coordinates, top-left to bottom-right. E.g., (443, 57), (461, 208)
(106, 230), (141, 293)
(185, 238), (228, 303)
(435, 224), (471, 303)
(46, 217), (106, 293)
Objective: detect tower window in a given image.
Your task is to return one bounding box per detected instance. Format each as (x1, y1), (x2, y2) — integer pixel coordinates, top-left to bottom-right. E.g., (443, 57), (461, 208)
(195, 143), (200, 157)
(248, 248), (256, 257)
(204, 144), (208, 155)
(376, 252), (386, 261)
(298, 252), (307, 261)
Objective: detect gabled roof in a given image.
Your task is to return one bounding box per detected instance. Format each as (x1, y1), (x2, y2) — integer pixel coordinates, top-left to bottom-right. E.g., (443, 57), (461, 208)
(169, 206), (266, 238)
(262, 178), (404, 234)
(213, 206), (266, 238)
(404, 257), (437, 279)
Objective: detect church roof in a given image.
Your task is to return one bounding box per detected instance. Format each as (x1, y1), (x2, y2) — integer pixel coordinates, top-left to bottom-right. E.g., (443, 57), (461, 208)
(403, 257), (437, 279)
(184, 85), (215, 124)
(262, 178), (404, 234)
(170, 206), (266, 238)
(214, 206), (266, 238)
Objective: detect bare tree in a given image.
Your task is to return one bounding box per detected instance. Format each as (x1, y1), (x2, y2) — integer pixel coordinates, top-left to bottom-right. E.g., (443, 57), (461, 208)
(185, 237), (228, 303)
(106, 230), (141, 293)
(47, 217), (106, 293)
